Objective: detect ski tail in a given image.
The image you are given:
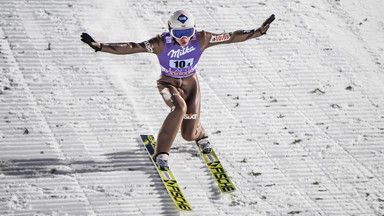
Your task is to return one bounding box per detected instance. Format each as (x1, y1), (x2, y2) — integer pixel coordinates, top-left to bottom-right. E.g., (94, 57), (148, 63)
(141, 134), (156, 156)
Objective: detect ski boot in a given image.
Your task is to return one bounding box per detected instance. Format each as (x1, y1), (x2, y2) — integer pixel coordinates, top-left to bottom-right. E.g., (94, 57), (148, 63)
(196, 137), (212, 153)
(154, 152), (169, 171)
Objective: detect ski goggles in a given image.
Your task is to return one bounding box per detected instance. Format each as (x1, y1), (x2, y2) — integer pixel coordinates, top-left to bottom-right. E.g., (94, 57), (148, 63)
(170, 28), (195, 39)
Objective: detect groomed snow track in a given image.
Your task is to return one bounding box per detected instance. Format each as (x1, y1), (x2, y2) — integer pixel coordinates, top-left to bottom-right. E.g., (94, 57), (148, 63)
(1, 0), (383, 215)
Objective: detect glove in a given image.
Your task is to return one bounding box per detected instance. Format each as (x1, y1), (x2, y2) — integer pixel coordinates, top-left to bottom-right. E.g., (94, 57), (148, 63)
(81, 33), (102, 52)
(259, 14), (275, 35)
(263, 14), (275, 26)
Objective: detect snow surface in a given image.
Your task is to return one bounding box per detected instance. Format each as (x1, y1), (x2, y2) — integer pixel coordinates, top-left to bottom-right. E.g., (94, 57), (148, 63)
(1, 0), (384, 215)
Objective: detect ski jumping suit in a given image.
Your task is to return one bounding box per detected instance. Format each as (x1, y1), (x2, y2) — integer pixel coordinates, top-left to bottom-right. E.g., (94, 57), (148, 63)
(98, 29), (265, 155)
(156, 32), (207, 155)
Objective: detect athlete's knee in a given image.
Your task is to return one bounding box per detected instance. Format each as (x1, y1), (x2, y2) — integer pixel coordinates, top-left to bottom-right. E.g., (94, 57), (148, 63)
(172, 97), (187, 114)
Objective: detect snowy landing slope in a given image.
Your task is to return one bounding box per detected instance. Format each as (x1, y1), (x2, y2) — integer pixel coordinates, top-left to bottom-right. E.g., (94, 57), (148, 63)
(0, 0), (383, 215)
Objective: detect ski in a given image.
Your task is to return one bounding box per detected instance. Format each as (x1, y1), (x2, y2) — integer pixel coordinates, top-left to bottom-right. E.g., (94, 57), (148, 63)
(196, 144), (236, 193)
(140, 135), (192, 211)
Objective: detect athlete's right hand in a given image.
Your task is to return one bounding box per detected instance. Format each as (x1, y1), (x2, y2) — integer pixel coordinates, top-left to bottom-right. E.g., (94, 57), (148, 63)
(81, 33), (102, 52)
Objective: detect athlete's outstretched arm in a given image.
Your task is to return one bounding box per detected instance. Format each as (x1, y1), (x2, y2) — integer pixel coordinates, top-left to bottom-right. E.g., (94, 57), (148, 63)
(199, 14), (275, 51)
(80, 33), (163, 55)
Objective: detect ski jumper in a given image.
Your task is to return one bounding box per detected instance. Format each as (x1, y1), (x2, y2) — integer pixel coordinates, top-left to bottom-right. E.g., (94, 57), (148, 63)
(98, 27), (268, 155)
(156, 32), (208, 154)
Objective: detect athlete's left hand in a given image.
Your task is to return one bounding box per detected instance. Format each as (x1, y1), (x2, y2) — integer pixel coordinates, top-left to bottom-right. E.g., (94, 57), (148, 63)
(81, 33), (102, 52)
(260, 14), (275, 35)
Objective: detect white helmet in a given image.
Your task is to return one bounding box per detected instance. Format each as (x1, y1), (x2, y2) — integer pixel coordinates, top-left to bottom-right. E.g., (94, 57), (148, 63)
(168, 10), (195, 30)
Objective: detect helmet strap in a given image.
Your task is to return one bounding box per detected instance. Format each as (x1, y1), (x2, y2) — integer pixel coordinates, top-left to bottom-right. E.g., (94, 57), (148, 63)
(173, 37), (181, 46)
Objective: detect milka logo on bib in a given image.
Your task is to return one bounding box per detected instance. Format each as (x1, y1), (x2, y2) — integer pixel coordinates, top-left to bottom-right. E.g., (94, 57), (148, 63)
(168, 46), (196, 58)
